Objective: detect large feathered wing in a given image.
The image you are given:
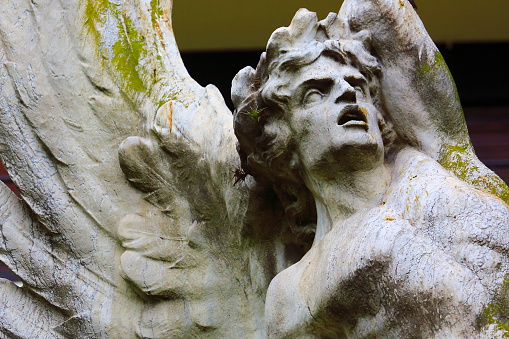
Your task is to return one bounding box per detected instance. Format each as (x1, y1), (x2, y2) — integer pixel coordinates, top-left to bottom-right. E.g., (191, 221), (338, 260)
(0, 1), (287, 337)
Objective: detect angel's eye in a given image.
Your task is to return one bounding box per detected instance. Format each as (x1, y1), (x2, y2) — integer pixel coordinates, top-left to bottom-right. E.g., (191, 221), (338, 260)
(303, 89), (325, 105)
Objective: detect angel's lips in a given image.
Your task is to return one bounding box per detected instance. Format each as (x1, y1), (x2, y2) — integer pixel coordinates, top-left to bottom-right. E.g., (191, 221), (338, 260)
(337, 105), (368, 130)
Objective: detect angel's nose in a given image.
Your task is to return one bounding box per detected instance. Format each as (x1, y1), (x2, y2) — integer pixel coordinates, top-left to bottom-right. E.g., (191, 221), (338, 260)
(334, 87), (356, 104)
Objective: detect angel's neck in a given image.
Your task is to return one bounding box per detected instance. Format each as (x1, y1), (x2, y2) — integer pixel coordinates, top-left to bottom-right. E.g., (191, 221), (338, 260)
(305, 163), (391, 244)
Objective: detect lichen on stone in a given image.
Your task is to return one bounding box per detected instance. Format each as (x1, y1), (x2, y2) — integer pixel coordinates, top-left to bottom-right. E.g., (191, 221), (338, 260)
(111, 17), (147, 93)
(478, 275), (509, 336)
(440, 144), (509, 204)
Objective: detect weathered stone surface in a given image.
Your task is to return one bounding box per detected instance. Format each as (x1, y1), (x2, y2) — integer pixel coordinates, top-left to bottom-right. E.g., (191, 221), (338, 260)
(0, 0), (507, 338)
(0, 0), (285, 337)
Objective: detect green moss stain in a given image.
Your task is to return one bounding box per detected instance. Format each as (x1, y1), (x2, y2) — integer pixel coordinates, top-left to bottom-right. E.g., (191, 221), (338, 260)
(83, 0), (149, 93)
(418, 61), (430, 76)
(434, 52), (462, 104)
(433, 52), (450, 77)
(156, 91), (179, 110)
(111, 18), (147, 92)
(418, 52), (449, 78)
(418, 51), (462, 105)
(84, 0), (111, 44)
(81, 1), (187, 109)
(439, 145), (474, 181)
(478, 275), (509, 335)
(440, 145), (509, 203)
(431, 52), (450, 76)
(150, 0), (163, 26)
(417, 49), (509, 203)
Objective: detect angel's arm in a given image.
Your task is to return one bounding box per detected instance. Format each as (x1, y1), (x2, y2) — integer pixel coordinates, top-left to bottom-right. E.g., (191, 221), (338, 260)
(338, 0), (509, 202)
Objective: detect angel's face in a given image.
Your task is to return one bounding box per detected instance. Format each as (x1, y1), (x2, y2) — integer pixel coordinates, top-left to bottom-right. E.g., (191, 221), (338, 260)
(282, 56), (384, 177)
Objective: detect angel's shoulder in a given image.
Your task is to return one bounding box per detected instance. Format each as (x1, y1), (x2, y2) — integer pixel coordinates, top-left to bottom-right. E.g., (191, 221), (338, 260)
(386, 148), (509, 250)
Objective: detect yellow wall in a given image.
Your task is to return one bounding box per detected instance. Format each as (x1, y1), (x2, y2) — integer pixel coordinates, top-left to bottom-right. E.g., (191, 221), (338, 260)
(173, 0), (509, 51)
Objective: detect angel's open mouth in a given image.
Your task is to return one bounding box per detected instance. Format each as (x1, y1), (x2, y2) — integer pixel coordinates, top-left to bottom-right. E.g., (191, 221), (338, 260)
(337, 105), (368, 130)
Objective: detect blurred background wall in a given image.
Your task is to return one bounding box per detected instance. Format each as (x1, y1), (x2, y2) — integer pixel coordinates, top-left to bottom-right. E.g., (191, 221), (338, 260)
(173, 0), (509, 51)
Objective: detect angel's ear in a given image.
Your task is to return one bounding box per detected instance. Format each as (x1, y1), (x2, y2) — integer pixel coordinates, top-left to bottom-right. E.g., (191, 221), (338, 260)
(231, 66), (256, 109)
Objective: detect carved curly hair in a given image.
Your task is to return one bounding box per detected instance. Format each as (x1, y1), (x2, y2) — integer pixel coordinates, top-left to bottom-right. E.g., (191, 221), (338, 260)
(232, 9), (396, 236)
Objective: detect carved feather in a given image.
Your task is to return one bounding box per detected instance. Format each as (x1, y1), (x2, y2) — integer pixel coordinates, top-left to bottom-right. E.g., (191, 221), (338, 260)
(0, 0), (215, 336)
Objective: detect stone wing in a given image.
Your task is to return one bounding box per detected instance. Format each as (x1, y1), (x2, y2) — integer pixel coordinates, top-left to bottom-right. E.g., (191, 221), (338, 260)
(0, 1), (276, 337)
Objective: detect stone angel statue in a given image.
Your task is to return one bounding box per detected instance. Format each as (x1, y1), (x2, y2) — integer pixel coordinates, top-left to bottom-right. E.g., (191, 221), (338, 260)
(0, 1), (508, 338)
(232, 7), (509, 337)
